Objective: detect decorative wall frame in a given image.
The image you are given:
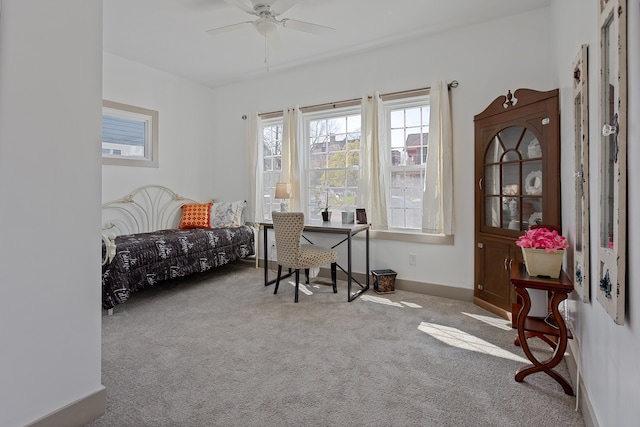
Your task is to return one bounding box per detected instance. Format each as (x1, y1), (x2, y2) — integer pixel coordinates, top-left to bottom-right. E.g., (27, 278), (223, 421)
(572, 44), (590, 303)
(597, 0), (627, 324)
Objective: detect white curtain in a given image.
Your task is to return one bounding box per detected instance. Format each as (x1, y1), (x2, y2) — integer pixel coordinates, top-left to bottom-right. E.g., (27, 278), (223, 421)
(282, 106), (302, 212)
(358, 92), (388, 230)
(422, 81), (454, 235)
(247, 112), (263, 223)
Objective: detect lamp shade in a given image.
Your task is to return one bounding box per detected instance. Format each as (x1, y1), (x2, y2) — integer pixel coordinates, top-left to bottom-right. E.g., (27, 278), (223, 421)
(275, 182), (292, 199)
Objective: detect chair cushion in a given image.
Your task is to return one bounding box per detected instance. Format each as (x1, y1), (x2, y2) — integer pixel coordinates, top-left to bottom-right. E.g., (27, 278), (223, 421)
(297, 244), (337, 269)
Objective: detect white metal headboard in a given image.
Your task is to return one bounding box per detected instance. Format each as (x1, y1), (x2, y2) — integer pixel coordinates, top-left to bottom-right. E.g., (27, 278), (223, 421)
(101, 185), (200, 236)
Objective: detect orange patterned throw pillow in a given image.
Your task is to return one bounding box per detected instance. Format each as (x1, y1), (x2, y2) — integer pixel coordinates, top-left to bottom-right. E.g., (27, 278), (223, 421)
(178, 203), (212, 229)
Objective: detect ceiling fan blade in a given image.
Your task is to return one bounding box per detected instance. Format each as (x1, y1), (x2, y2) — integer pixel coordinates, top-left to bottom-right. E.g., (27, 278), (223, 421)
(223, 0), (256, 15)
(271, 0), (298, 16)
(281, 18), (335, 36)
(206, 21), (254, 36)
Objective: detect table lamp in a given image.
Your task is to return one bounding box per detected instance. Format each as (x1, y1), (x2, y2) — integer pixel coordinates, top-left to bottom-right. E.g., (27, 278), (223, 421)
(275, 182), (292, 212)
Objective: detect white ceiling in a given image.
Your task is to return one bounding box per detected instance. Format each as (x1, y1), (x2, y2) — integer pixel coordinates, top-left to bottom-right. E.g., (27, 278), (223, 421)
(103, 0), (551, 89)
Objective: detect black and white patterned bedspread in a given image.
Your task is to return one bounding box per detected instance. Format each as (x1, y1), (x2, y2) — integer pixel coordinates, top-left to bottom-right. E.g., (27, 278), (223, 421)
(102, 226), (255, 309)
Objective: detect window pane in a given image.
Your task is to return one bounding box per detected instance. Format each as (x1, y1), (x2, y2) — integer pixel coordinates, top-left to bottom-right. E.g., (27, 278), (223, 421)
(305, 110), (361, 217)
(485, 137), (503, 163)
(346, 170), (359, 187)
(102, 116), (145, 155)
(391, 208), (404, 228)
(327, 117), (345, 134)
(387, 97), (429, 229)
(347, 114), (360, 133)
(347, 146), (359, 168)
(260, 120), (284, 220)
(406, 208), (421, 229)
(391, 129), (405, 148)
(390, 110), (404, 128)
(310, 153), (328, 169)
(325, 170), (346, 188)
(405, 107), (422, 127)
(102, 101), (158, 167)
(306, 170), (322, 188)
(310, 120), (326, 137)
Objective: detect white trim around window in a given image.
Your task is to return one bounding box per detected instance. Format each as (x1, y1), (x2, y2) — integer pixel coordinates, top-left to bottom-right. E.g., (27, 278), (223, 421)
(102, 100), (159, 167)
(382, 94), (430, 231)
(301, 106), (362, 221)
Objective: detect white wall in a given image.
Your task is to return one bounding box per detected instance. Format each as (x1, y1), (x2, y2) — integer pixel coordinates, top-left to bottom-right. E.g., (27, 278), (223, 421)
(551, 0), (640, 425)
(0, 1), (104, 426)
(209, 8), (557, 291)
(102, 53), (219, 203)
(2, 0), (629, 424)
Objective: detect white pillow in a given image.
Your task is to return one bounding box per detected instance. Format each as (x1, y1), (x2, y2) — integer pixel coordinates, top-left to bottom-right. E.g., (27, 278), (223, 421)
(210, 200), (246, 228)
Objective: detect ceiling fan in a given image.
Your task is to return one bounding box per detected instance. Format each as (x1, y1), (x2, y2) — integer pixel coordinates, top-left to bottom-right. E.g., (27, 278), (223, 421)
(206, 0), (335, 43)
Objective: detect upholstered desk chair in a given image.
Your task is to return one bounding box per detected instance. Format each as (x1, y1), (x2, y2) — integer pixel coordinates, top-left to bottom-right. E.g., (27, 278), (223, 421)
(271, 212), (338, 302)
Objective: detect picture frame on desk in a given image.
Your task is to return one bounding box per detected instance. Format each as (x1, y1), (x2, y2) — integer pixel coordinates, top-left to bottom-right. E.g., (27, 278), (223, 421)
(356, 209), (367, 224)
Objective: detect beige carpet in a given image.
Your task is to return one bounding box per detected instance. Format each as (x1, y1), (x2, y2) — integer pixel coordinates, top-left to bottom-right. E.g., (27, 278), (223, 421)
(89, 262), (584, 427)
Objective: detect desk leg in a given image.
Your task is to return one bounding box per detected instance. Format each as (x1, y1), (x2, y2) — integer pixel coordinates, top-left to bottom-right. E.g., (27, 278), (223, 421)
(514, 288), (574, 395)
(263, 225), (268, 286)
(346, 229), (369, 302)
(347, 234), (353, 301)
(366, 228), (369, 289)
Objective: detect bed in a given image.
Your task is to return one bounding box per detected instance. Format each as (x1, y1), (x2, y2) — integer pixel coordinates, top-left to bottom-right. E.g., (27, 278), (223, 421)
(101, 185), (255, 311)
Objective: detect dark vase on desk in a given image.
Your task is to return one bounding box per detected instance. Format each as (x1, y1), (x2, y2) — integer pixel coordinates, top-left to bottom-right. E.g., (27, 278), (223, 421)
(321, 211), (331, 222)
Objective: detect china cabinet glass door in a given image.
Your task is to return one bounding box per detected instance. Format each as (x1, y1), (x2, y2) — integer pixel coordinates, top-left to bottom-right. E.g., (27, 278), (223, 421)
(482, 126), (543, 232)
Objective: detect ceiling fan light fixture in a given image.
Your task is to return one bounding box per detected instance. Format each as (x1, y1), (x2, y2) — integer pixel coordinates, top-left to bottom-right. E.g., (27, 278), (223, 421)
(255, 20), (278, 37)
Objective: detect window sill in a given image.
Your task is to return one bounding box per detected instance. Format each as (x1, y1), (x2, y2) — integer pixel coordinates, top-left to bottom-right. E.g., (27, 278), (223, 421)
(364, 229), (454, 245)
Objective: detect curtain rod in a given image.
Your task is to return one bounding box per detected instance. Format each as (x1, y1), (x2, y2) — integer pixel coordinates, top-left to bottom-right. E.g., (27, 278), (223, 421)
(256, 80), (458, 119)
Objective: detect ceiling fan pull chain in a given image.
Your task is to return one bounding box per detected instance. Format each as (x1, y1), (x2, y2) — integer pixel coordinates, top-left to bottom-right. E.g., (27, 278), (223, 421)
(264, 34), (270, 72)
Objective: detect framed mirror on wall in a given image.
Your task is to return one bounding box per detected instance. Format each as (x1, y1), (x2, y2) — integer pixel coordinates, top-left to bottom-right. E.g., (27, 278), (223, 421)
(597, 0), (627, 325)
(573, 44), (590, 303)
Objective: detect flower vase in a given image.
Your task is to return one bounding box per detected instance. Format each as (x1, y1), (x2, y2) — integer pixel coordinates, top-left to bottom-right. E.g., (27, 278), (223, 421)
(521, 247), (565, 279)
(321, 211), (331, 222)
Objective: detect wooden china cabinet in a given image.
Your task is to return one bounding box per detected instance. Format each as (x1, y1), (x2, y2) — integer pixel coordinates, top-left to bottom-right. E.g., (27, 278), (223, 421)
(473, 89), (561, 321)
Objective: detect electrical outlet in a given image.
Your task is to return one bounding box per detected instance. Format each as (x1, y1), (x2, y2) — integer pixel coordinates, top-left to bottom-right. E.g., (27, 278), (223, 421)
(409, 253), (416, 265)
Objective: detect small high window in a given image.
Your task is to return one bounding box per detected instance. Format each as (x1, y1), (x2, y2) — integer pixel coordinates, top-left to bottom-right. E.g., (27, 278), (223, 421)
(102, 100), (158, 167)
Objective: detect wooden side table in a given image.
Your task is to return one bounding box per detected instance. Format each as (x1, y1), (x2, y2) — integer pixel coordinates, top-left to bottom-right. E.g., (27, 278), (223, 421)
(509, 262), (574, 395)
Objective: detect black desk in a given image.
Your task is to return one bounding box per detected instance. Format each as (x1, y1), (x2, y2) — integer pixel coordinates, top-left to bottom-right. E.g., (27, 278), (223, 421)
(260, 221), (370, 302)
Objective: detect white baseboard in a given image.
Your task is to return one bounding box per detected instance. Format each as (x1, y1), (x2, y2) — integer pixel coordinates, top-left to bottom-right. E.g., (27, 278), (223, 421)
(27, 386), (106, 427)
(565, 343), (598, 427)
(395, 276), (473, 302)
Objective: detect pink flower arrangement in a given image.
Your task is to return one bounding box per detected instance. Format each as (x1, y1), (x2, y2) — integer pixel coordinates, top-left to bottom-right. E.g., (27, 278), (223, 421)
(516, 227), (568, 253)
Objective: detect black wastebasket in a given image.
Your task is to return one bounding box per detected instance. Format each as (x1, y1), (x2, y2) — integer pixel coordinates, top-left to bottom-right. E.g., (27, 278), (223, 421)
(371, 269), (396, 294)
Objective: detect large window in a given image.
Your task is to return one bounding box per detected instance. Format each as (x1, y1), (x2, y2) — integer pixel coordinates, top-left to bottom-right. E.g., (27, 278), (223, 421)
(385, 96), (430, 229)
(261, 119), (284, 219)
(102, 100), (158, 167)
(257, 92), (443, 236)
(304, 109), (361, 219)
